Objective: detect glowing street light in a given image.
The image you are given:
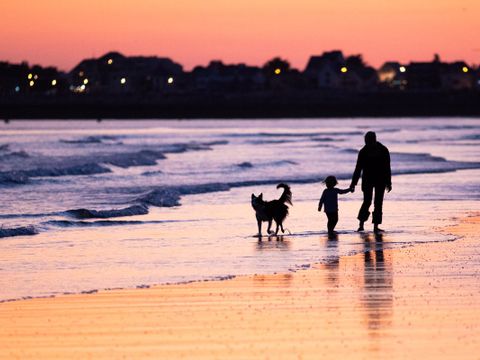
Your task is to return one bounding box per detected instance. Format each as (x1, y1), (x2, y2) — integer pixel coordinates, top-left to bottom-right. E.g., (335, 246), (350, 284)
(399, 66), (406, 73)
(274, 68), (281, 75)
(167, 77), (174, 84)
(341, 67), (348, 73)
(29, 81), (34, 87)
(107, 58), (113, 65)
(34, 75), (38, 80)
(27, 73), (33, 80)
(51, 79), (57, 86)
(83, 78), (89, 85)
(120, 77), (127, 85)
(462, 66), (469, 73)
(15, 86), (20, 92)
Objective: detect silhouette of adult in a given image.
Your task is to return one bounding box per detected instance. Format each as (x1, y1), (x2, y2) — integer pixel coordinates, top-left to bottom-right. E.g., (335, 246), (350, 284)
(350, 132), (392, 233)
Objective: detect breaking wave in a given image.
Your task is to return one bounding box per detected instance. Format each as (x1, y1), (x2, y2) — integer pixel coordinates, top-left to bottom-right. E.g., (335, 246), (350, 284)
(44, 220), (168, 227)
(0, 140), (229, 186)
(247, 139), (297, 145)
(60, 135), (122, 145)
(140, 183), (231, 207)
(0, 226), (37, 238)
(141, 170), (163, 176)
(235, 160), (297, 170)
(66, 205), (149, 219)
(236, 162), (254, 169)
(227, 131), (363, 138)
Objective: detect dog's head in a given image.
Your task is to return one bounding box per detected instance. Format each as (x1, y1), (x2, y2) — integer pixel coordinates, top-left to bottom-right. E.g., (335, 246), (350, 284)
(251, 193), (264, 210)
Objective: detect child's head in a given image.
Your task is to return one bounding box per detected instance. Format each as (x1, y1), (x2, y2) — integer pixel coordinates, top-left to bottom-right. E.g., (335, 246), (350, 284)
(324, 175), (338, 189)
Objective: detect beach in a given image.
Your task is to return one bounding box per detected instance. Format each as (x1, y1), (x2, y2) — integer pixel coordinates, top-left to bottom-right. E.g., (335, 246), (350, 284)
(1, 214), (479, 359)
(0, 119), (479, 358)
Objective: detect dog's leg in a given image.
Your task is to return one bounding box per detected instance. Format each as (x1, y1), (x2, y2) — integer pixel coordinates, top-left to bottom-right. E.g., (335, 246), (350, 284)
(275, 222), (280, 235)
(280, 223), (285, 233)
(257, 219), (262, 237)
(267, 220), (273, 235)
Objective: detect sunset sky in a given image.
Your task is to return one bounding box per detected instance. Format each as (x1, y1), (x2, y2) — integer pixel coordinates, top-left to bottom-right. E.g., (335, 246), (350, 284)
(1, 0), (479, 71)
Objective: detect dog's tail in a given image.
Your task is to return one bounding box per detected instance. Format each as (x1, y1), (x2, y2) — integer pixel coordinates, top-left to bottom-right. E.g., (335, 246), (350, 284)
(277, 183), (292, 205)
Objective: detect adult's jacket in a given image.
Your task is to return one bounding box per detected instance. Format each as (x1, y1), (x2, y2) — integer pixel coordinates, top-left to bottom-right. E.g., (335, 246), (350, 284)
(351, 142), (391, 188)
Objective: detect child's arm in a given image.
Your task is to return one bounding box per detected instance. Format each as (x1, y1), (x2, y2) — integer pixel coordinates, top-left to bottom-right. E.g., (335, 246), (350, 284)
(337, 188), (352, 195)
(318, 192), (324, 211)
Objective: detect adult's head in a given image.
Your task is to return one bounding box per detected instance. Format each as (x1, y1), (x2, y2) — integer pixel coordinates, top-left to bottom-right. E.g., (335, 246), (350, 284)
(364, 131), (377, 146)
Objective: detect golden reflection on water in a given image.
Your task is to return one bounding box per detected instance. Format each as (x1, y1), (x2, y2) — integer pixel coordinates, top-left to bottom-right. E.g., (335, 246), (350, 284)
(360, 232), (393, 336)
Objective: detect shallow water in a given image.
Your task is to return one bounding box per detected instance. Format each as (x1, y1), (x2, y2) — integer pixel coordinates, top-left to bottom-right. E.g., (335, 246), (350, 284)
(0, 118), (479, 300)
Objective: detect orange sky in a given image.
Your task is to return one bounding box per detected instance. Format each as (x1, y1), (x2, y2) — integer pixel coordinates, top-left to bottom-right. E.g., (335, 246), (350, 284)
(1, 0), (479, 71)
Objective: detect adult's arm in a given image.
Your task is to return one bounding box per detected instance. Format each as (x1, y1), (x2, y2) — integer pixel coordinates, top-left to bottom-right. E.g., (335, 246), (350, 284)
(385, 147), (392, 187)
(337, 188), (351, 195)
(350, 150), (363, 188)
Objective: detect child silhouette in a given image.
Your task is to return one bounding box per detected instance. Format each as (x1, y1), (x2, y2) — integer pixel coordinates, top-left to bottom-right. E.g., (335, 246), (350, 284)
(318, 176), (352, 237)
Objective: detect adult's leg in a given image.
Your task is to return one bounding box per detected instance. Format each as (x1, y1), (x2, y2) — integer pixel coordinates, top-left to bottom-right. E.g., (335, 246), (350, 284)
(372, 185), (386, 226)
(358, 184), (374, 224)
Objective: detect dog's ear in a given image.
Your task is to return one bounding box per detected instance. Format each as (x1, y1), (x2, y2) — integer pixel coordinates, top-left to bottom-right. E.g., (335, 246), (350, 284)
(251, 193), (255, 199)
(259, 193), (263, 199)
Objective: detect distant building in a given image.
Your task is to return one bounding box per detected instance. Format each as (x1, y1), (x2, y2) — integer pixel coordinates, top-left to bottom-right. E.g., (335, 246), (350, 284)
(0, 61), (66, 96)
(476, 68), (480, 90)
(69, 52), (183, 94)
(191, 61), (265, 92)
(406, 57), (473, 91)
(378, 62), (408, 90)
(304, 51), (377, 91)
(440, 62), (474, 91)
(0, 62), (29, 96)
(304, 51), (344, 89)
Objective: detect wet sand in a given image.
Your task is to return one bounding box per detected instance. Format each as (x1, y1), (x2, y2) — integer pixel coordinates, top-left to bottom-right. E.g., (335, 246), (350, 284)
(1, 215), (479, 359)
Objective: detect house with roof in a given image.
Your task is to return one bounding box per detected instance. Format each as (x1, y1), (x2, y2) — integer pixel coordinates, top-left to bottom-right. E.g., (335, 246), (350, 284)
(304, 51), (377, 91)
(378, 62), (408, 89)
(69, 52), (183, 94)
(440, 62), (474, 91)
(190, 61), (265, 93)
(0, 61), (66, 96)
(405, 56), (474, 91)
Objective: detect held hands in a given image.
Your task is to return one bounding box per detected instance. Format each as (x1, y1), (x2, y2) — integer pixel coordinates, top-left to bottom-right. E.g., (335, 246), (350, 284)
(347, 184), (391, 192)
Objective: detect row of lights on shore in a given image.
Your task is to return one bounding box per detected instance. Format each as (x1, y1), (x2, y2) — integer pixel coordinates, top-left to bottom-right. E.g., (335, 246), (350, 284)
(67, 75), (175, 93)
(19, 70), (174, 92)
(272, 64), (467, 75)
(14, 64), (472, 92)
(24, 73), (58, 89)
(76, 77), (174, 85)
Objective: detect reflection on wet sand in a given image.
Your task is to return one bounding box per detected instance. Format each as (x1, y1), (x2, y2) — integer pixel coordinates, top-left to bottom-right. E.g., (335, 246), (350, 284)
(2, 217), (480, 359)
(360, 232), (393, 335)
(255, 235), (291, 251)
(324, 235), (340, 288)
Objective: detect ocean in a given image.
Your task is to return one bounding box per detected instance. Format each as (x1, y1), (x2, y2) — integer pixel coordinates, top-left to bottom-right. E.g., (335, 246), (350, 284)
(0, 118), (479, 301)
